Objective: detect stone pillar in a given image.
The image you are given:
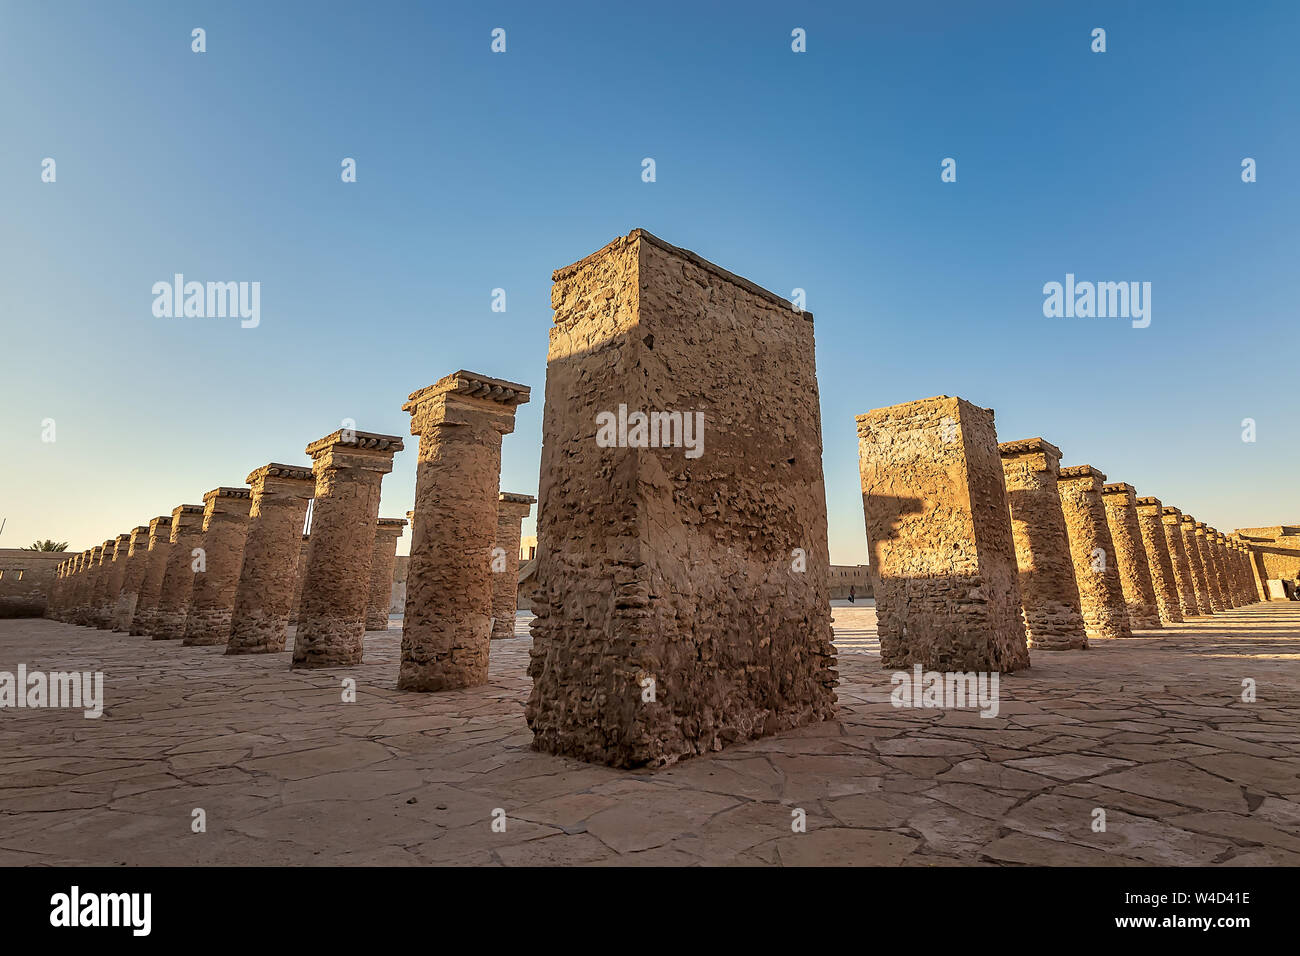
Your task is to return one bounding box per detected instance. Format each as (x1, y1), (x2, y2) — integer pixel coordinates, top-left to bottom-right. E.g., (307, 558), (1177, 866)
(111, 526), (152, 631)
(130, 516), (176, 636)
(95, 533), (131, 629)
(1206, 531), (1231, 607)
(292, 430), (404, 668)
(1100, 483), (1162, 628)
(997, 438), (1086, 650)
(1134, 497), (1183, 624)
(365, 518), (407, 630)
(399, 371), (529, 690)
(45, 561), (65, 620)
(76, 546), (103, 626)
(226, 464), (315, 655)
(1230, 537), (1260, 604)
(288, 535), (310, 626)
(151, 504), (206, 640)
(490, 493), (535, 640)
(1160, 508), (1199, 616)
(1216, 533), (1240, 607)
(529, 230), (840, 768)
(91, 538), (124, 627)
(1193, 522), (1227, 612)
(182, 487), (254, 645)
(858, 396), (1028, 671)
(1058, 466), (1132, 640)
(1176, 514), (1214, 614)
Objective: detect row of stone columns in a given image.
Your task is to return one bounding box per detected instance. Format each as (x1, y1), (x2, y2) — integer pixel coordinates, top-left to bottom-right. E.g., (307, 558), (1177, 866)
(857, 395), (1268, 671)
(44, 374), (536, 693)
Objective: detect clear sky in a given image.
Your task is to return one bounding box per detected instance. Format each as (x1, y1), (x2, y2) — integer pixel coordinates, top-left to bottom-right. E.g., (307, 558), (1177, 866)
(2, 1), (1296, 563)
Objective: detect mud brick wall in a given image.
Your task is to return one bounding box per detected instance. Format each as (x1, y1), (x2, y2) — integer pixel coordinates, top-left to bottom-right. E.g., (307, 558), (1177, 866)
(527, 229), (838, 768)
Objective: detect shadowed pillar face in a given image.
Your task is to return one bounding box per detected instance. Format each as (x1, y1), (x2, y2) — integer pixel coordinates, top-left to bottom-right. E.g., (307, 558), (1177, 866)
(75, 546), (104, 626)
(95, 534), (132, 629)
(1176, 514), (1214, 615)
(1101, 483), (1162, 629)
(529, 231), (839, 768)
(1191, 521), (1226, 612)
(1134, 497), (1183, 624)
(399, 370), (529, 691)
(111, 526), (153, 632)
(1161, 508), (1201, 616)
(490, 493), (535, 640)
(859, 396), (1028, 672)
(365, 518), (408, 631)
(182, 487), (254, 646)
(288, 534), (310, 625)
(130, 516), (176, 635)
(226, 464), (315, 655)
(1058, 466), (1132, 640)
(1214, 533), (1241, 607)
(151, 505), (207, 640)
(292, 430), (404, 669)
(998, 438), (1086, 651)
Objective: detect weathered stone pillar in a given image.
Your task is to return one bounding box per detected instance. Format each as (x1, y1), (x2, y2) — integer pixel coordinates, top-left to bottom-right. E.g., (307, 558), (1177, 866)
(1206, 531), (1231, 607)
(1215, 533), (1240, 607)
(45, 561), (66, 620)
(1176, 514), (1214, 614)
(490, 493), (535, 640)
(1058, 466), (1132, 640)
(60, 554), (79, 622)
(95, 533), (131, 629)
(182, 487), (253, 646)
(151, 505), (206, 640)
(399, 371), (529, 690)
(1193, 522), (1227, 612)
(75, 546), (103, 626)
(1134, 497), (1183, 623)
(287, 534), (310, 626)
(110, 526), (152, 631)
(997, 438), (1086, 650)
(365, 518), (407, 630)
(858, 396), (1028, 671)
(1101, 483), (1162, 628)
(1230, 537), (1259, 604)
(529, 230), (840, 767)
(1161, 508), (1199, 616)
(130, 516), (175, 635)
(226, 465), (315, 655)
(292, 430), (404, 668)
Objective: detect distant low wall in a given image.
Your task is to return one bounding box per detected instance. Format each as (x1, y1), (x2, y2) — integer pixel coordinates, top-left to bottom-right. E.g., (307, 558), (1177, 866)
(0, 549), (67, 618)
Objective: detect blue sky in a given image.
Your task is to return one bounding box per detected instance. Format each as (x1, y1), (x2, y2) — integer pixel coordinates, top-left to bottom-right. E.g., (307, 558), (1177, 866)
(2, 0), (1296, 562)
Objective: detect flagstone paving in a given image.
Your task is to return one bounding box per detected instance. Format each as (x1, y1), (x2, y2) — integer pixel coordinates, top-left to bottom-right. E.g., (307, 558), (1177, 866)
(1, 603), (1298, 866)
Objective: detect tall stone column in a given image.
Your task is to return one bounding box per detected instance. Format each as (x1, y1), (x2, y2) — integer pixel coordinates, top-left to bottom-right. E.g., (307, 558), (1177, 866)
(45, 561), (65, 620)
(1231, 537), (1260, 604)
(1176, 514), (1214, 614)
(227, 464), (315, 655)
(858, 396), (1028, 671)
(76, 546), (104, 626)
(530, 231), (840, 767)
(62, 553), (83, 622)
(151, 504), (206, 640)
(1206, 531), (1231, 607)
(490, 493), (535, 640)
(1215, 533), (1240, 606)
(399, 371), (530, 690)
(1161, 508), (1199, 616)
(130, 516), (176, 635)
(288, 534), (310, 626)
(1134, 497), (1183, 624)
(95, 533), (132, 629)
(183, 487), (254, 646)
(997, 438), (1086, 650)
(1193, 522), (1227, 612)
(1058, 466), (1132, 640)
(1101, 483), (1162, 628)
(365, 518), (407, 630)
(292, 430), (404, 669)
(111, 526), (152, 631)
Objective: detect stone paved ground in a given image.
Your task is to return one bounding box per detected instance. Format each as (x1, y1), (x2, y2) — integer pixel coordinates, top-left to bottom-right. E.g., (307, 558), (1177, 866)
(1, 603), (1298, 866)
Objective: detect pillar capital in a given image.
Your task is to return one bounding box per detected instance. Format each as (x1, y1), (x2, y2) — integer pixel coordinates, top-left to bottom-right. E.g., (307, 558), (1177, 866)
(1059, 464), (1107, 487)
(305, 430), (404, 473)
(403, 370), (530, 436)
(997, 437), (1063, 471)
(375, 517), (408, 538)
(202, 486), (254, 518)
(497, 491), (536, 517)
(1135, 495), (1163, 516)
(1101, 482), (1136, 500)
(245, 462), (315, 496)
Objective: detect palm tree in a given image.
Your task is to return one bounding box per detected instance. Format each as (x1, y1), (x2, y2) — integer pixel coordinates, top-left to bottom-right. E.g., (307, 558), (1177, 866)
(23, 540), (68, 552)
